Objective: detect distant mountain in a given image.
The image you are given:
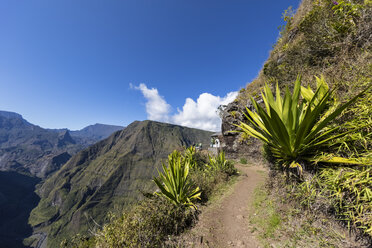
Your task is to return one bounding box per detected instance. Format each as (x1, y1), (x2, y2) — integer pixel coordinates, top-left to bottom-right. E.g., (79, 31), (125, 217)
(0, 111), (126, 247)
(0, 111), (79, 178)
(28, 120), (212, 247)
(70, 123), (124, 142)
(0, 111), (124, 178)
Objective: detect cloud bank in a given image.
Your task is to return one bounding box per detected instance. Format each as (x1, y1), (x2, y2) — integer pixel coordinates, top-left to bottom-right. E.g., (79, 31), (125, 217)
(133, 83), (238, 131)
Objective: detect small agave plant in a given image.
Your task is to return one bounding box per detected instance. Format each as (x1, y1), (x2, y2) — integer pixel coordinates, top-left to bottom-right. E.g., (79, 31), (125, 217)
(153, 150), (201, 209)
(184, 146), (197, 169)
(208, 151), (227, 170)
(236, 76), (371, 173)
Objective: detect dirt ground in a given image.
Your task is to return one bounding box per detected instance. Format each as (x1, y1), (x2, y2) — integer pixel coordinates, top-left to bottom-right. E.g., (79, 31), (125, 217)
(179, 163), (267, 248)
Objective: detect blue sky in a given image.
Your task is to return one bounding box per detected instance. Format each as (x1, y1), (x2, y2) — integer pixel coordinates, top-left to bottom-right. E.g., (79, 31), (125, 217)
(0, 0), (299, 131)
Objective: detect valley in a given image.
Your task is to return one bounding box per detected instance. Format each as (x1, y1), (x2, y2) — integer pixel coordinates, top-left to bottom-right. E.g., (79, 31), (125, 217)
(0, 111), (124, 247)
(0, 171), (40, 248)
(0, 112), (212, 247)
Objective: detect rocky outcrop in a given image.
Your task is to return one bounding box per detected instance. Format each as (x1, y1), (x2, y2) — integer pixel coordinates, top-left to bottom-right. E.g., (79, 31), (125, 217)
(57, 130), (76, 147)
(221, 100), (262, 160)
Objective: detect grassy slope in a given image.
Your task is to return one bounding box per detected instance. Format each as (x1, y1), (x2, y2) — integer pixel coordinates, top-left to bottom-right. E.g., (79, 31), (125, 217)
(29, 120), (212, 247)
(248, 175), (371, 247)
(237, 0), (371, 101)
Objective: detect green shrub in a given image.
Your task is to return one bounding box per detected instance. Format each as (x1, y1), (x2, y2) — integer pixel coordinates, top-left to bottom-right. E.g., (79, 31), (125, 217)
(286, 165), (372, 237)
(94, 196), (195, 248)
(189, 151), (236, 202)
(189, 169), (228, 203)
(240, 157), (248, 164)
(207, 151), (237, 176)
(192, 150), (209, 170)
(331, 79), (372, 163)
(60, 234), (95, 248)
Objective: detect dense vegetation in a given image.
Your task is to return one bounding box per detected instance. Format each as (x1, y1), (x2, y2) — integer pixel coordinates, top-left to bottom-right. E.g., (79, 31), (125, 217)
(61, 148), (236, 248)
(233, 0), (371, 240)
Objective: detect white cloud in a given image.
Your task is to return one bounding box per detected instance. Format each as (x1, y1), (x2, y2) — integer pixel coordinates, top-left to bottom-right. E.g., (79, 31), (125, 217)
(132, 83), (238, 132)
(172, 91), (238, 131)
(133, 83), (171, 122)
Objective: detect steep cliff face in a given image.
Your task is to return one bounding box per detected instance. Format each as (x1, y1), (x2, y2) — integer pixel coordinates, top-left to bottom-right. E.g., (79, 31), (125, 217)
(222, 0), (371, 157)
(29, 120), (212, 247)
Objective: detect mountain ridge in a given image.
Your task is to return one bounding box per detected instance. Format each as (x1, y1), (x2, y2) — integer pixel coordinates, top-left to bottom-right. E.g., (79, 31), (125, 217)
(0, 110), (124, 178)
(28, 120), (212, 247)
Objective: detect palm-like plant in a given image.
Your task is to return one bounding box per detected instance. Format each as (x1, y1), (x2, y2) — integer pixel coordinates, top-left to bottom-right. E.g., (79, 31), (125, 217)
(153, 150), (201, 209)
(236, 76), (370, 170)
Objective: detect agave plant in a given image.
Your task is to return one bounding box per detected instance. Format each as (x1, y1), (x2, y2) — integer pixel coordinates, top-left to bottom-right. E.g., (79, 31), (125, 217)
(207, 151), (237, 175)
(236, 76), (370, 170)
(208, 151), (227, 170)
(153, 150), (201, 209)
(184, 146), (197, 169)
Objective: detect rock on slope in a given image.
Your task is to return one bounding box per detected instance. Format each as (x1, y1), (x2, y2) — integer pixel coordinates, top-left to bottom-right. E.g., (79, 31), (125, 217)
(28, 120), (212, 247)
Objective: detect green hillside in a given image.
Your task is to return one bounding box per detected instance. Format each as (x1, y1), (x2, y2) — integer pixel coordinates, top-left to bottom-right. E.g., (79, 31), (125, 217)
(224, 0), (371, 168)
(28, 120), (212, 247)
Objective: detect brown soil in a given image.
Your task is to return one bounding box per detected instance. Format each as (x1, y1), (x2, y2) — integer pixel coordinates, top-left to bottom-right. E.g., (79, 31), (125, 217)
(180, 163), (267, 248)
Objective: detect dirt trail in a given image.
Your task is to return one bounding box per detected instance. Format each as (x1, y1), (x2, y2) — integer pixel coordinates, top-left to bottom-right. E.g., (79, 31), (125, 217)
(183, 163), (267, 248)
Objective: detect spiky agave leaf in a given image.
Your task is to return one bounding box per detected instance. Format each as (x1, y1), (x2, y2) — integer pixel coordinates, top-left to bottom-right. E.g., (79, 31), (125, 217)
(235, 76), (371, 168)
